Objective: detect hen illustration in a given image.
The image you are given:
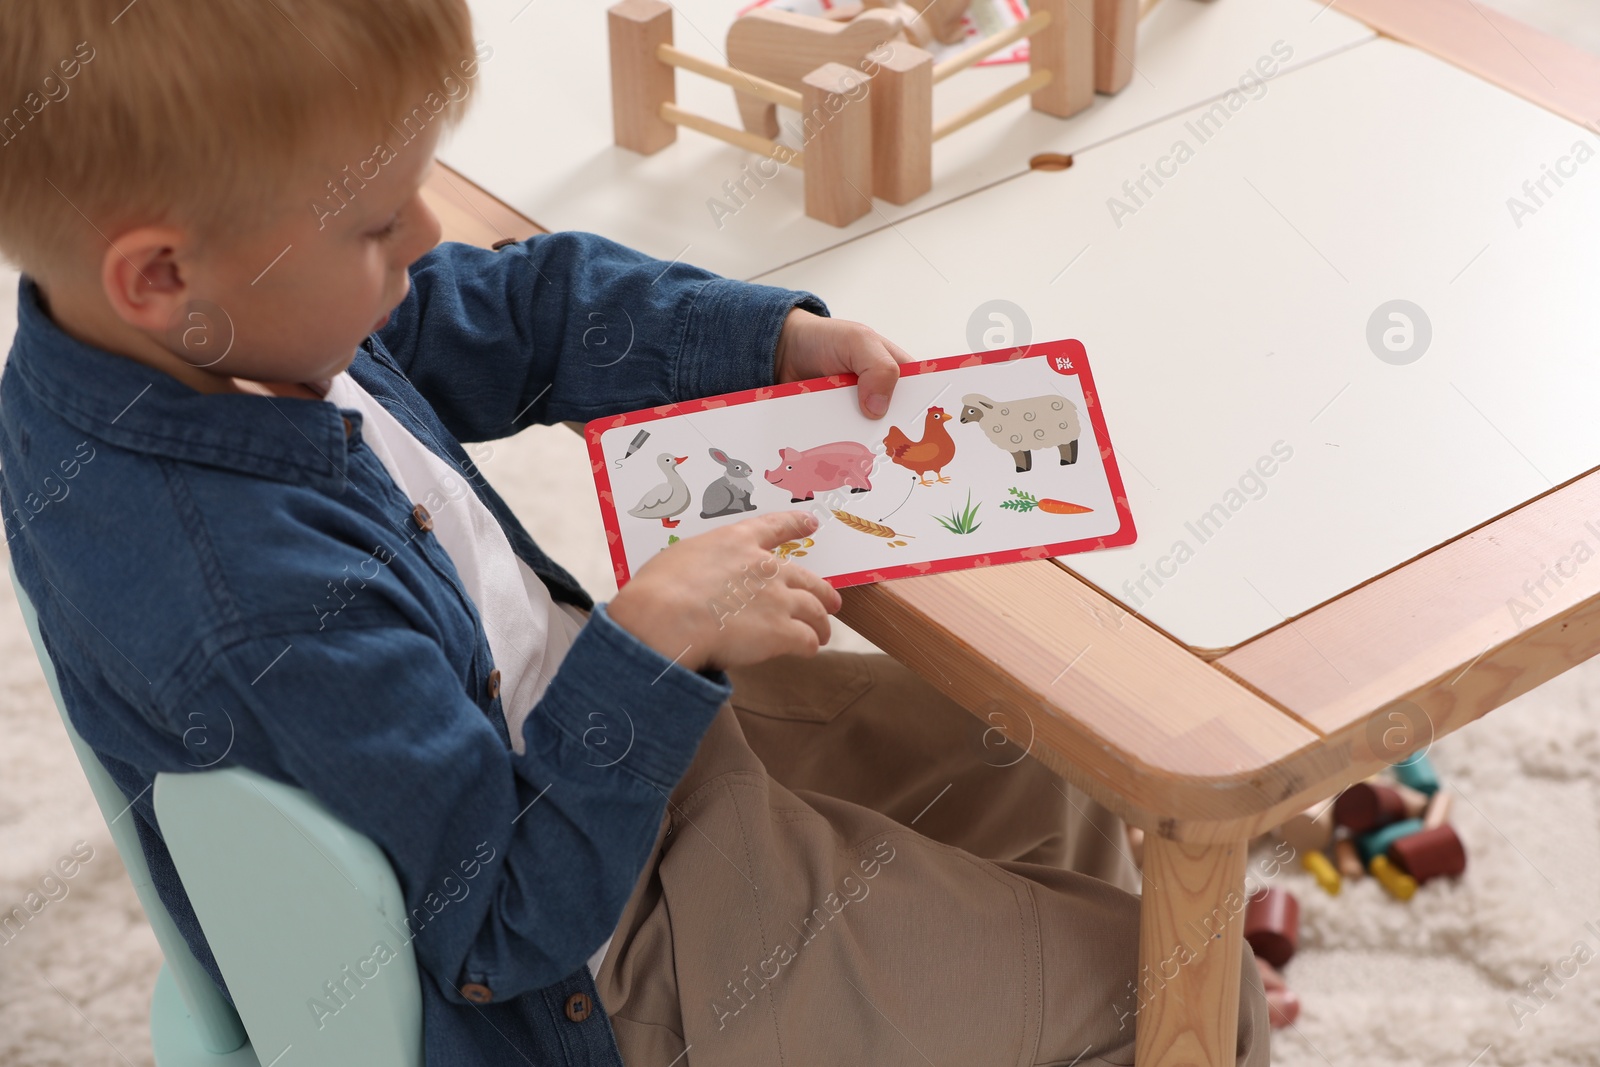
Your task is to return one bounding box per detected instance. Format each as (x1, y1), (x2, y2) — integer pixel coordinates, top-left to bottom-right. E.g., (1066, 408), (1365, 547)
(628, 453), (692, 528)
(883, 406), (957, 486)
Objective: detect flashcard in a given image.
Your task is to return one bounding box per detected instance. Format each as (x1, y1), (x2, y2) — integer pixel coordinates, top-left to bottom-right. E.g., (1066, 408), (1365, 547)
(585, 339), (1137, 589)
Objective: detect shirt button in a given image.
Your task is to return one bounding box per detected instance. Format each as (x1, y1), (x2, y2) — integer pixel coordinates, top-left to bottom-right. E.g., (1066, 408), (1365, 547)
(412, 504), (433, 532)
(461, 983), (494, 1004)
(341, 416), (352, 437)
(486, 668), (502, 700)
(565, 992), (592, 1022)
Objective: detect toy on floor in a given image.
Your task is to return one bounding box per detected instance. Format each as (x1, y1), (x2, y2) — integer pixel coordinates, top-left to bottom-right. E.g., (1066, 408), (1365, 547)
(608, 0), (1190, 225)
(1255, 958), (1300, 1029)
(1244, 754), (1463, 1028)
(1244, 886), (1302, 1028)
(1271, 753), (1467, 903)
(1244, 886), (1299, 969)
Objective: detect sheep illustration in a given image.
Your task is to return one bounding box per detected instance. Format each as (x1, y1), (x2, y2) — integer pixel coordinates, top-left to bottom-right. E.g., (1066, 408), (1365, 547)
(959, 393), (1081, 473)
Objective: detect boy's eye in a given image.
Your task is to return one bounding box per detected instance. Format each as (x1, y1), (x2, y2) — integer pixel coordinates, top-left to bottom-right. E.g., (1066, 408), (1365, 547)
(369, 214), (401, 240)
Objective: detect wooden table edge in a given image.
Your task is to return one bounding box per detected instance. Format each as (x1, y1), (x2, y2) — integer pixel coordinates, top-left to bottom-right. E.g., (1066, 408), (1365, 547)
(423, 163), (548, 246)
(1222, 462), (1600, 734)
(1330, 0), (1600, 131)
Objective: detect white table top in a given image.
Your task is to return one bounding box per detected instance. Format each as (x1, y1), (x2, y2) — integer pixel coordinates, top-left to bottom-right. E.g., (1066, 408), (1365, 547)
(443, 0), (1374, 279)
(751, 36), (1600, 650)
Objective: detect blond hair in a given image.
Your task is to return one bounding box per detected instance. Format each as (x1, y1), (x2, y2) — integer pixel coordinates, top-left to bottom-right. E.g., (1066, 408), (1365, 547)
(0, 0), (479, 282)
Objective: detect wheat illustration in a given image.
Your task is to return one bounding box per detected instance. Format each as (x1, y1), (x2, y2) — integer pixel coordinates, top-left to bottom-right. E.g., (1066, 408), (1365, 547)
(831, 509), (914, 548)
(774, 537), (814, 559)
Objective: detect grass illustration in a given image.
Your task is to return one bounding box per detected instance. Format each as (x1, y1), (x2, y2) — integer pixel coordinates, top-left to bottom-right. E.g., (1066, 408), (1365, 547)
(932, 490), (982, 535)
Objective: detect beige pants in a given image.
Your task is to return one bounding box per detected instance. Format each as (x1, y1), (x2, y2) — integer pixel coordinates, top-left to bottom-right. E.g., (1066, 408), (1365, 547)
(595, 650), (1269, 1066)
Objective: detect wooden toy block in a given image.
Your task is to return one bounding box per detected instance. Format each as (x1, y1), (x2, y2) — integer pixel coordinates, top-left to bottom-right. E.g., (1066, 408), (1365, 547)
(802, 63), (875, 227)
(1094, 0), (1138, 94)
(869, 44), (934, 204)
(1393, 752), (1441, 795)
(1369, 855), (1418, 902)
(1389, 824), (1467, 883)
(609, 0), (677, 154)
(726, 7), (905, 138)
(1357, 817), (1425, 866)
(1271, 804), (1333, 853)
(1301, 850), (1341, 897)
(926, 9), (1078, 143)
(1099, 0), (1216, 99)
(1243, 887), (1299, 969)
(1027, 0), (1095, 119)
(1422, 789), (1453, 832)
(1392, 782), (1431, 819)
(1333, 781), (1408, 833)
(1334, 838), (1364, 881)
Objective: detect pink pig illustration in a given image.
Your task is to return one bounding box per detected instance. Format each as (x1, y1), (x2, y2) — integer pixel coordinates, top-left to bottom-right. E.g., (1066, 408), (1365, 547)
(764, 441), (876, 502)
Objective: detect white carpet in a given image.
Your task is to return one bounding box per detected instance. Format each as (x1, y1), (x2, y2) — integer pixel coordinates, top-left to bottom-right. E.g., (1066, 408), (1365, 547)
(2, 5), (1596, 1062)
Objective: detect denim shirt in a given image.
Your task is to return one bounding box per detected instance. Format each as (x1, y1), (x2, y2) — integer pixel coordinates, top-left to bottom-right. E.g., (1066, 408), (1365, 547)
(0, 232), (828, 1067)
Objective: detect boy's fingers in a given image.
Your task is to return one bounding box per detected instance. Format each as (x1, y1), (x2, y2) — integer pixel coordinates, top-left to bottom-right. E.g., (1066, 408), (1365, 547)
(783, 561), (841, 612)
(748, 509), (822, 550)
(880, 335), (915, 365)
(855, 340), (903, 419)
(792, 594), (831, 646)
(796, 601), (832, 652)
(787, 615), (826, 655)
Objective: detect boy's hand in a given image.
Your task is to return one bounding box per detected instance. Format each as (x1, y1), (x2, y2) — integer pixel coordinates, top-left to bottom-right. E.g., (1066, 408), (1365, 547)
(606, 511), (842, 674)
(773, 308), (913, 419)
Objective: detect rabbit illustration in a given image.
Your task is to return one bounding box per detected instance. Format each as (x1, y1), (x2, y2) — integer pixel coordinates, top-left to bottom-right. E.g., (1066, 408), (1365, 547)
(699, 447), (758, 519)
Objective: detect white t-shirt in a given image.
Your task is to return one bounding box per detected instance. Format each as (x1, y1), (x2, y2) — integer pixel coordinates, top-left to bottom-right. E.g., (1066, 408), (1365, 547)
(315, 372), (613, 981)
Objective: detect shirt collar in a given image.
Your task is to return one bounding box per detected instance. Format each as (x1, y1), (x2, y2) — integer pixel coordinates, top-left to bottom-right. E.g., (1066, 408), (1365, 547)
(7, 275), (358, 493)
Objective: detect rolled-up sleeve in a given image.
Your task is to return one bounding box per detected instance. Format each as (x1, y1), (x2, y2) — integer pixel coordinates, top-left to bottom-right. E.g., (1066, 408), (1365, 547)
(183, 599), (728, 1003)
(373, 233), (829, 443)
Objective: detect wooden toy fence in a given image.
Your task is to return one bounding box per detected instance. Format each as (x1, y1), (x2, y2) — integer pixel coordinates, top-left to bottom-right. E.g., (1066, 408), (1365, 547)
(608, 0), (1111, 227)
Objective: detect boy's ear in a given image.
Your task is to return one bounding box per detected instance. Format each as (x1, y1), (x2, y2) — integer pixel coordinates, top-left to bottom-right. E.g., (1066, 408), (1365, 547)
(99, 225), (195, 337)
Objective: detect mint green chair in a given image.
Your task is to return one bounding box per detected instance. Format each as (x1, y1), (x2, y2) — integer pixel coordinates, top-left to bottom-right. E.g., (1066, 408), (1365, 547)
(9, 564), (423, 1067)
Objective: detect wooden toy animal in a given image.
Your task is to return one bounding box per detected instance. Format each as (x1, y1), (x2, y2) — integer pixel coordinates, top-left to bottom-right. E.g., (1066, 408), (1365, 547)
(726, 7), (905, 137)
(868, 0), (971, 45)
(959, 392), (1081, 472)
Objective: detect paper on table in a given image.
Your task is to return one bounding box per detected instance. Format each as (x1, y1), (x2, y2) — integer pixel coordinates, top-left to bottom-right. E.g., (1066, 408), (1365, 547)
(739, 0), (1033, 65)
(586, 339), (1137, 589)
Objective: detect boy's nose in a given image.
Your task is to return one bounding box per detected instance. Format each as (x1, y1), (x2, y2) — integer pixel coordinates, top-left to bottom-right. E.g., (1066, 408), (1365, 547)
(409, 195), (443, 260)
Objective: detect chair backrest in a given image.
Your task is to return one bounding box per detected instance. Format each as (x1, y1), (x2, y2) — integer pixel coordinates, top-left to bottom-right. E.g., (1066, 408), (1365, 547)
(154, 770), (424, 1067)
(9, 563), (423, 1067)
(9, 561), (250, 1056)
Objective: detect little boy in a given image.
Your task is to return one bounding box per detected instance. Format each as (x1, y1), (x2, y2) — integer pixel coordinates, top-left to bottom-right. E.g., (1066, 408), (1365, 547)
(0, 2), (1267, 1064)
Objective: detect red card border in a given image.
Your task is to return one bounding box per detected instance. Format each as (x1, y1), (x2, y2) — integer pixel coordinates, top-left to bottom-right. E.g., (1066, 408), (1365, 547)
(585, 338), (1138, 590)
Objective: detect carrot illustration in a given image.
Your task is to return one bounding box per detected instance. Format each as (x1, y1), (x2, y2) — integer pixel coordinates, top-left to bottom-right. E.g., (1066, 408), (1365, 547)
(1000, 487), (1093, 515)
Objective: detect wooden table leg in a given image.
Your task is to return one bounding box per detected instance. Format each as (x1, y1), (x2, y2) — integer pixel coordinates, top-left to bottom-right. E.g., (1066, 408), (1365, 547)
(1135, 835), (1249, 1067)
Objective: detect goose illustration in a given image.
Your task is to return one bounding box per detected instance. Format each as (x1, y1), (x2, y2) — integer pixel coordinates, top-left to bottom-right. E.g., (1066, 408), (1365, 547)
(627, 453), (693, 528)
